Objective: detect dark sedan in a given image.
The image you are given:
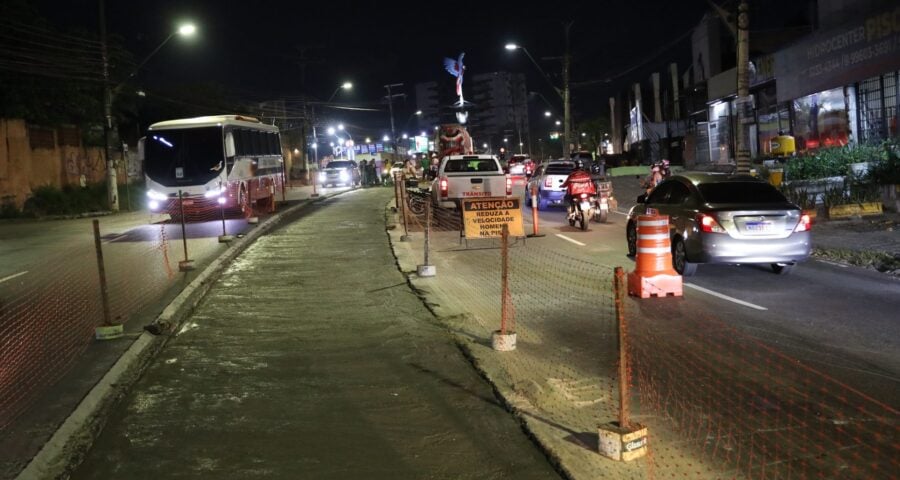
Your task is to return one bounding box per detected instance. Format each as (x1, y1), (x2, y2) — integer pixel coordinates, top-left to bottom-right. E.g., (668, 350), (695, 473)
(626, 173), (812, 276)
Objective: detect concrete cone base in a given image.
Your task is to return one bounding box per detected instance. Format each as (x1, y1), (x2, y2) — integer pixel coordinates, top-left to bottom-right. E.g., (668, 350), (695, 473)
(491, 331), (517, 351)
(218, 235), (234, 243)
(247, 216), (260, 225)
(178, 260), (196, 272)
(598, 422), (648, 462)
(95, 324), (124, 341)
(417, 265), (436, 277)
(627, 272), (682, 298)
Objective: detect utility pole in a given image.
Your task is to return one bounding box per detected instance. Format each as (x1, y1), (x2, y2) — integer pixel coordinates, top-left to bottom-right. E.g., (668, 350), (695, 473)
(707, 0), (751, 173)
(384, 83), (403, 155)
(735, 0), (751, 173)
(563, 21), (573, 156)
(99, 0), (118, 211)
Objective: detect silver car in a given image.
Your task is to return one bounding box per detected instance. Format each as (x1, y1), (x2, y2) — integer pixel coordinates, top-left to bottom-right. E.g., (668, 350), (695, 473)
(626, 173), (812, 276)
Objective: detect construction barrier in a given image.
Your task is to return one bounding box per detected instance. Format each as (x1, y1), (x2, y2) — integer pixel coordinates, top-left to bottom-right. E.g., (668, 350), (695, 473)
(396, 221), (898, 478)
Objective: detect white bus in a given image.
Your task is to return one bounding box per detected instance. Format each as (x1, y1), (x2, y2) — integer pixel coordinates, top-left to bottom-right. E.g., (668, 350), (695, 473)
(140, 115), (284, 219)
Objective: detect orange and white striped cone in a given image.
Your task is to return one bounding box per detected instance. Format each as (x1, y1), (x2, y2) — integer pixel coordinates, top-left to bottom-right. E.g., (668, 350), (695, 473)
(628, 214), (682, 298)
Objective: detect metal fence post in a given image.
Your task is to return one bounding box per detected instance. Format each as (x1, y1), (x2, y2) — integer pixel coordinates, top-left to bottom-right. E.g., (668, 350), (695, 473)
(399, 176), (410, 242)
(416, 200), (436, 277)
(490, 224), (516, 351)
(178, 190), (195, 271)
(501, 224), (510, 335)
(92, 219), (112, 326)
(614, 266), (629, 429)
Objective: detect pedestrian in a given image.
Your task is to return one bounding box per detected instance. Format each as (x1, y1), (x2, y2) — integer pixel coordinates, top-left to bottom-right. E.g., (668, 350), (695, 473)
(358, 160), (368, 187)
(374, 157), (384, 186)
(366, 159), (377, 186)
(403, 158), (417, 187)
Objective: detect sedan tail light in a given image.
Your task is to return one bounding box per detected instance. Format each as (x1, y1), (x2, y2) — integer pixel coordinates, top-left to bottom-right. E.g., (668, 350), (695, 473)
(544, 177), (552, 188)
(795, 214), (812, 232)
(439, 177), (449, 198)
(506, 175), (512, 196)
(697, 213), (726, 233)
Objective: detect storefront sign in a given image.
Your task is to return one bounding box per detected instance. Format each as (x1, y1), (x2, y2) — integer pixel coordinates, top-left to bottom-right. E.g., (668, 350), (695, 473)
(775, 5), (900, 102)
(462, 198), (524, 239)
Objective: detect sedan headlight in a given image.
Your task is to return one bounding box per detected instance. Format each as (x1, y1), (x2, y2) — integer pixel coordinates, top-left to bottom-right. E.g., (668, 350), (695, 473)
(339, 170), (350, 181)
(318, 172), (326, 181)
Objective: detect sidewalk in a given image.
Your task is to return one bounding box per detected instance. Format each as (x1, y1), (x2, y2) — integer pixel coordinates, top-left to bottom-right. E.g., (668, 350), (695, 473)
(0, 183), (341, 480)
(69, 188), (560, 479)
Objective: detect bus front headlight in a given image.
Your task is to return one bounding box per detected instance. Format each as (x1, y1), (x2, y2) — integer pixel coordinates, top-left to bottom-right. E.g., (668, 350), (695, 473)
(147, 189), (167, 201)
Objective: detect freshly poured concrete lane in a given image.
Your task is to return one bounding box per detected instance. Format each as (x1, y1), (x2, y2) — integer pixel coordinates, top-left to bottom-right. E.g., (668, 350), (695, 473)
(73, 188), (560, 479)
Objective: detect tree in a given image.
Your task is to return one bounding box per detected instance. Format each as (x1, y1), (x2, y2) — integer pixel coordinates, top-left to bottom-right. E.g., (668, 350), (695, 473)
(577, 115), (611, 153)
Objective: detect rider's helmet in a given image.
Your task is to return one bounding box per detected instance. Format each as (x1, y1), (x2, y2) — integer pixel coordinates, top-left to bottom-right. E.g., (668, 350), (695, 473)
(651, 165), (660, 173)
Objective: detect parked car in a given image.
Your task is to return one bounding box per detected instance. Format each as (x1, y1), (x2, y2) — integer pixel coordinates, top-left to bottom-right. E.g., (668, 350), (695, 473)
(625, 173), (812, 276)
(318, 160), (359, 187)
(525, 160), (577, 210)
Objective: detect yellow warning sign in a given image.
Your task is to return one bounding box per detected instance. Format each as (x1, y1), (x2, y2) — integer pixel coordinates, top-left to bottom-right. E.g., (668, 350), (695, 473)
(462, 197), (524, 239)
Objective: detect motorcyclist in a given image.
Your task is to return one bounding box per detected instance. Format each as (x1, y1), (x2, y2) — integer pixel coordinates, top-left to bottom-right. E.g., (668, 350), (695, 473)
(561, 161), (597, 220)
(641, 164), (663, 196)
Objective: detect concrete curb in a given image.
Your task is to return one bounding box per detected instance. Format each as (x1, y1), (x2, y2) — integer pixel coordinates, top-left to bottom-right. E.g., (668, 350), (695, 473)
(16, 190), (350, 480)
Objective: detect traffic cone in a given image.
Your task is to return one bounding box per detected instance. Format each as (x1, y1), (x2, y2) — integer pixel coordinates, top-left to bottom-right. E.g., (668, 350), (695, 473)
(628, 214), (682, 298)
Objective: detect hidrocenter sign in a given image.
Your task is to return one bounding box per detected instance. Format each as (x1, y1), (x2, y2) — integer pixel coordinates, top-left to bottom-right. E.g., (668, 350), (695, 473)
(462, 197), (524, 239)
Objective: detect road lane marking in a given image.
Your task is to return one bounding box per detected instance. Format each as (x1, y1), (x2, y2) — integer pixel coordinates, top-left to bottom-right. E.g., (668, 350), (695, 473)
(816, 259), (848, 268)
(613, 210), (628, 216)
(555, 234), (586, 246)
(684, 283), (768, 311)
(0, 271), (28, 284)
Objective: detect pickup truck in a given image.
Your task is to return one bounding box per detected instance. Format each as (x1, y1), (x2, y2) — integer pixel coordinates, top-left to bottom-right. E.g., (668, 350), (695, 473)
(431, 155), (512, 209)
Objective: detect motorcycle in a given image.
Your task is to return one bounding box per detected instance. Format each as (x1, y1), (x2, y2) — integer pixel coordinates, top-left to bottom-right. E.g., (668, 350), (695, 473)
(567, 193), (592, 231)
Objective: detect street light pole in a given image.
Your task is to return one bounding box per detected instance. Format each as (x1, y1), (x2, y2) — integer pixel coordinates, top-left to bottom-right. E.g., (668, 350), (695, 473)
(735, 0), (751, 174)
(99, 6), (196, 212)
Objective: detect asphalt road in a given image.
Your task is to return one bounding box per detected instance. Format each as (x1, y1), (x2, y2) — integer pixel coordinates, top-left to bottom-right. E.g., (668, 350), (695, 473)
(520, 198), (900, 407)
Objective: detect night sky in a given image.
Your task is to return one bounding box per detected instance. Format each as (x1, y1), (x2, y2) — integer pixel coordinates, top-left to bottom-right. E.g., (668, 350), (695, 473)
(32, 0), (710, 135)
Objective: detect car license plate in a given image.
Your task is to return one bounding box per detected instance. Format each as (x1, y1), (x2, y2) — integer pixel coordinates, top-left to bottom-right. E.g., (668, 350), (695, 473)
(745, 221), (772, 231)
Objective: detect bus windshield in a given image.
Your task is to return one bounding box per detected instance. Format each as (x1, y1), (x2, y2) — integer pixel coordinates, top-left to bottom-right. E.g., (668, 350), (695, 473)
(145, 127), (224, 187)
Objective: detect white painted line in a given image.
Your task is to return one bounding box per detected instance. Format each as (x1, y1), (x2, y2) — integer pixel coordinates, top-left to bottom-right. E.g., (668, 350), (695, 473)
(555, 234), (586, 246)
(816, 259), (848, 268)
(0, 271), (28, 284)
(105, 233), (128, 243)
(684, 282), (768, 311)
(613, 210), (628, 216)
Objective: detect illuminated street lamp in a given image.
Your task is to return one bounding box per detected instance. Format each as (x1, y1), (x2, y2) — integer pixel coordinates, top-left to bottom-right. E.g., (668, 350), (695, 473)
(100, 18), (197, 212)
(383, 135), (390, 142)
(544, 111), (552, 117)
(401, 133), (408, 139)
(555, 120), (562, 126)
(328, 82), (353, 102)
(506, 30), (573, 155)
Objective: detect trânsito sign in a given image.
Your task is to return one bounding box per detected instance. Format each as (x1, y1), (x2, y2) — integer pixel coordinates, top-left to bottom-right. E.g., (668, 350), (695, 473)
(462, 197), (524, 239)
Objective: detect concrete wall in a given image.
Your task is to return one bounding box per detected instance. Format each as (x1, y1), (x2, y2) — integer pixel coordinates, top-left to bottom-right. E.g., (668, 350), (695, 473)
(0, 118), (108, 209)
